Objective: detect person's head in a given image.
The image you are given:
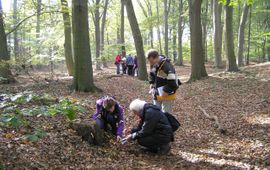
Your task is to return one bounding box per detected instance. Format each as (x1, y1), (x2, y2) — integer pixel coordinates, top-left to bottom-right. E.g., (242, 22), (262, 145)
(147, 49), (160, 65)
(129, 99), (147, 117)
(102, 96), (116, 113)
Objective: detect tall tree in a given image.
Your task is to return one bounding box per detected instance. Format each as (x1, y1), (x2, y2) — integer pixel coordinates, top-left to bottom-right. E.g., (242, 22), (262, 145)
(36, 0), (42, 55)
(125, 0), (148, 81)
(101, 0), (109, 67)
(156, 0), (162, 53)
(72, 0), (95, 92)
(0, 0), (15, 83)
(94, 0), (101, 70)
(138, 0), (154, 48)
(13, 0), (19, 61)
(176, 0), (184, 66)
(61, 0), (74, 76)
(246, 4), (252, 65)
(188, 0), (208, 81)
(224, 0), (238, 71)
(213, 0), (223, 68)
(120, 0), (126, 58)
(237, 3), (250, 67)
(164, 0), (171, 57)
(202, 0), (209, 62)
(171, 0), (177, 62)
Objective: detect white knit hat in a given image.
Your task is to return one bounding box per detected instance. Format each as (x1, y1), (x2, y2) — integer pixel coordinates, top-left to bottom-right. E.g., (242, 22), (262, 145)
(129, 99), (147, 112)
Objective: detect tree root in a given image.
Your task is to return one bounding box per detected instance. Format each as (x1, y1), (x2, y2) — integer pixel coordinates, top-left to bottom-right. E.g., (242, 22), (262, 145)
(198, 106), (227, 134)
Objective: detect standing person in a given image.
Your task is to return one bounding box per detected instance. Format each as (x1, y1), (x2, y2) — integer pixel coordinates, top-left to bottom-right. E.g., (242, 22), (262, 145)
(92, 96), (124, 141)
(121, 55), (127, 74)
(147, 49), (180, 113)
(115, 54), (122, 74)
(126, 54), (134, 76)
(121, 99), (173, 155)
(133, 55), (138, 76)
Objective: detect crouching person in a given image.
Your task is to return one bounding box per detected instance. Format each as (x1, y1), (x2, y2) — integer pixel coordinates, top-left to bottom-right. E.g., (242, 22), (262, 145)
(92, 96), (124, 141)
(122, 99), (173, 155)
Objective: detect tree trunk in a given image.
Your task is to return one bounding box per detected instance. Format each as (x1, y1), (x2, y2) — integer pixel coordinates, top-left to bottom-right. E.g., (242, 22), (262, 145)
(94, 0), (101, 70)
(0, 0), (15, 83)
(120, 0), (126, 58)
(224, 0), (238, 72)
(36, 0), (42, 55)
(72, 0), (95, 92)
(155, 0), (162, 53)
(61, 0), (74, 76)
(202, 0), (208, 62)
(125, 0), (148, 81)
(101, 0), (109, 68)
(188, 0), (208, 81)
(261, 37), (266, 62)
(237, 3), (249, 67)
(176, 0), (184, 66)
(164, 0), (169, 56)
(246, 5), (252, 65)
(13, 0), (19, 61)
(213, 0), (223, 68)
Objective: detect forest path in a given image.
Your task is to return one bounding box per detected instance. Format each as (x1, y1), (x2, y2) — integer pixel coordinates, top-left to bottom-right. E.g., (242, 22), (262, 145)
(0, 63), (269, 169)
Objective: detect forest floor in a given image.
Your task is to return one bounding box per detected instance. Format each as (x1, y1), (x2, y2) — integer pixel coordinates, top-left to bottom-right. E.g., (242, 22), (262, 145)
(0, 62), (270, 169)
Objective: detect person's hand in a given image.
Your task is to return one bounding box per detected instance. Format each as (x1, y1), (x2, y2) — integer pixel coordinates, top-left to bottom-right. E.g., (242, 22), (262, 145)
(149, 84), (154, 90)
(162, 92), (169, 97)
(125, 134), (133, 142)
(120, 134), (132, 144)
(116, 136), (122, 142)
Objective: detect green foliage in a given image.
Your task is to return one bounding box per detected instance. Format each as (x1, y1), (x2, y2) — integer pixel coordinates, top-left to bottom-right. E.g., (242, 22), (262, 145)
(0, 162), (3, 170)
(0, 113), (23, 127)
(0, 92), (86, 126)
(23, 128), (46, 142)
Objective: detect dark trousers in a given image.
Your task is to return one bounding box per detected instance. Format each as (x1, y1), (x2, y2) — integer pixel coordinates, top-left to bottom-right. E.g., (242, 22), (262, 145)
(95, 117), (117, 135)
(116, 63), (120, 74)
(138, 135), (170, 152)
(122, 64), (127, 74)
(127, 65), (134, 76)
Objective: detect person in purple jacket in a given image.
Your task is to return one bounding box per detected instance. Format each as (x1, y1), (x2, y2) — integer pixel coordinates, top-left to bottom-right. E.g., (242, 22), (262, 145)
(92, 96), (124, 141)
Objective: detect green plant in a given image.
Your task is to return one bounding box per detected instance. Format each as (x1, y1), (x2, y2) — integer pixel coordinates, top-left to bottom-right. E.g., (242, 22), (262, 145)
(23, 128), (46, 142)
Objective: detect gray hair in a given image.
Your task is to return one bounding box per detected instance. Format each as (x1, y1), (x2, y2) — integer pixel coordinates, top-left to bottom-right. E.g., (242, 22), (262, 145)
(129, 99), (147, 112)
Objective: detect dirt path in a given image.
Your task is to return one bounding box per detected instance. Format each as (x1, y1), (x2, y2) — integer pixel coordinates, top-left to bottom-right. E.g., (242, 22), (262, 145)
(0, 63), (270, 169)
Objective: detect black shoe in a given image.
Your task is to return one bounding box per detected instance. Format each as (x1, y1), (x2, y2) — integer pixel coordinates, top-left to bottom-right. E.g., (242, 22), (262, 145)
(157, 144), (171, 155)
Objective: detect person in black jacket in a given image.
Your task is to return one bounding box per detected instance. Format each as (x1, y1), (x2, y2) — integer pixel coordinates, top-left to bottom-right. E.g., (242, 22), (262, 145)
(122, 99), (173, 155)
(147, 49), (180, 113)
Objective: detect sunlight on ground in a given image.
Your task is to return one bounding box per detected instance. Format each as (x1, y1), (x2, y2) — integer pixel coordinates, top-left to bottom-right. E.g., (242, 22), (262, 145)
(245, 114), (270, 125)
(178, 150), (260, 169)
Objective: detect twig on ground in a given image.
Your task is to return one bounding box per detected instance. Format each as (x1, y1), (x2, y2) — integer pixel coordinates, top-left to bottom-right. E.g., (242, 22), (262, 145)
(198, 106), (227, 134)
(105, 75), (123, 79)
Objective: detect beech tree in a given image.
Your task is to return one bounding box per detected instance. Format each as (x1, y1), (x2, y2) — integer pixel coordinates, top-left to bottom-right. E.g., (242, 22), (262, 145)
(237, 2), (250, 67)
(224, 0), (239, 72)
(188, 0), (208, 81)
(176, 0), (184, 66)
(61, 0), (74, 76)
(213, 0), (223, 68)
(125, 0), (148, 81)
(72, 0), (95, 92)
(0, 0), (15, 83)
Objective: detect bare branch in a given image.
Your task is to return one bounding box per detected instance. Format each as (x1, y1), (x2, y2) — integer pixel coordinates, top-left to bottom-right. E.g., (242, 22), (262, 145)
(198, 106), (227, 134)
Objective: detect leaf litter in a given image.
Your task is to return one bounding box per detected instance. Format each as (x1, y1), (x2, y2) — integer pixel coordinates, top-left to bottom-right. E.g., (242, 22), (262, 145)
(0, 63), (270, 169)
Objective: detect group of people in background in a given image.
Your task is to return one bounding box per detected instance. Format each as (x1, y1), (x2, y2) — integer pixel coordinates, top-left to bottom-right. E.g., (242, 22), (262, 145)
(93, 49), (181, 155)
(115, 53), (138, 76)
